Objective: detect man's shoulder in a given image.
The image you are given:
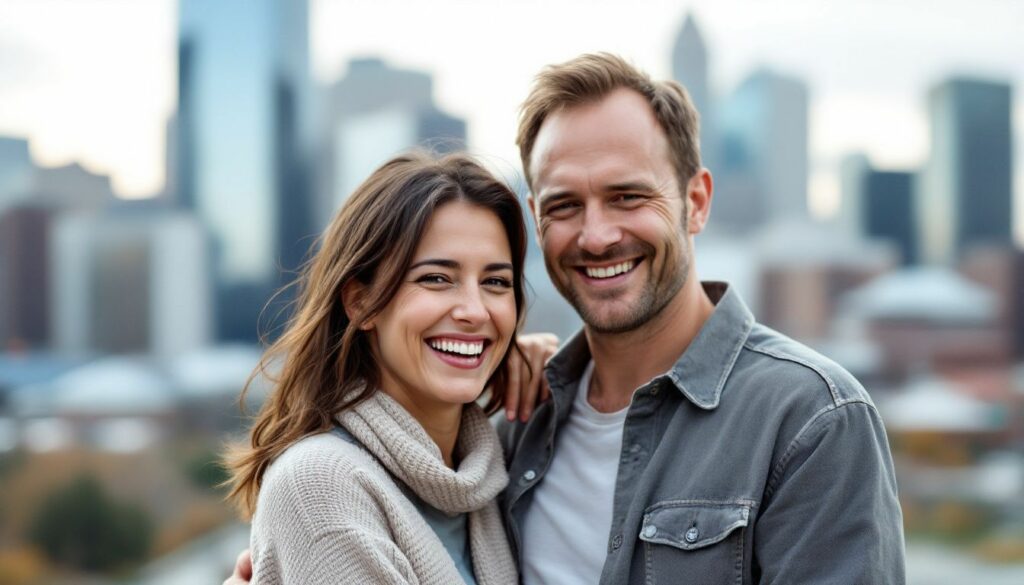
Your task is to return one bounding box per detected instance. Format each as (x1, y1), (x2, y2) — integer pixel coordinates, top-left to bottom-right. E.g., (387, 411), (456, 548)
(737, 323), (872, 407)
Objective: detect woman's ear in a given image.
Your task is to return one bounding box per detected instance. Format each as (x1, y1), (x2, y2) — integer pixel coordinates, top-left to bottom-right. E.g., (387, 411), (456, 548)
(341, 280), (374, 330)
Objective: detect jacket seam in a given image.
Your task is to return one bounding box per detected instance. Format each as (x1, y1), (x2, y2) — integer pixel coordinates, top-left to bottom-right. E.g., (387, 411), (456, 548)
(764, 400), (874, 500)
(742, 341), (842, 404)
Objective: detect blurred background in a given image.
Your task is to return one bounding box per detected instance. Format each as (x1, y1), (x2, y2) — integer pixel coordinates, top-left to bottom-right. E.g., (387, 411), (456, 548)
(1, 0), (1022, 582)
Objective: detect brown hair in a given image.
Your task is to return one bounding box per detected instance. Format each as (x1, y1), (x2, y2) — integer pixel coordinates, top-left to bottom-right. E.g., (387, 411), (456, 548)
(516, 52), (701, 192)
(225, 151), (528, 517)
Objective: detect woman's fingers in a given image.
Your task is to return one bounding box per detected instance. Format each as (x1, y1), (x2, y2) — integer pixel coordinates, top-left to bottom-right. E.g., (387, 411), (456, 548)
(514, 333), (560, 422)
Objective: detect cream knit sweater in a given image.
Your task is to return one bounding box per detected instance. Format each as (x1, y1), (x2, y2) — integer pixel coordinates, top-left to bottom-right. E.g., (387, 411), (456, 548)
(250, 391), (518, 584)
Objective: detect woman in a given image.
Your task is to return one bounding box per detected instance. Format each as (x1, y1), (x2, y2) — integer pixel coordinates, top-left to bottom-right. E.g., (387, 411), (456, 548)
(224, 151), (539, 584)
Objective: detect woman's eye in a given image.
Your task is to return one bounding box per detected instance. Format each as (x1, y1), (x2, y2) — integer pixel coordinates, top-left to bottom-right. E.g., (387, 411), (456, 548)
(484, 277), (513, 288)
(416, 274), (450, 285)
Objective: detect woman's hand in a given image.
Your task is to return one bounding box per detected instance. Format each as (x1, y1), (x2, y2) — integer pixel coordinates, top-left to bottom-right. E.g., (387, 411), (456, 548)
(504, 333), (559, 422)
(223, 549), (251, 585)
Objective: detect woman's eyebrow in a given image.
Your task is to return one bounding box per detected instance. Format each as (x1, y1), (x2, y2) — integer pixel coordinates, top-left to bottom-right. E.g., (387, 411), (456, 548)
(409, 258), (458, 270)
(409, 259), (513, 272)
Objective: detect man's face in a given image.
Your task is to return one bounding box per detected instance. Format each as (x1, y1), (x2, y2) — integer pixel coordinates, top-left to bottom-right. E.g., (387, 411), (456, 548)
(528, 88), (699, 334)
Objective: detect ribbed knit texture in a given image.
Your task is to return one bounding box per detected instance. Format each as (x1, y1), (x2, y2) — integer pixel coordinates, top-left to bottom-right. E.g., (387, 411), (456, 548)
(250, 391), (518, 585)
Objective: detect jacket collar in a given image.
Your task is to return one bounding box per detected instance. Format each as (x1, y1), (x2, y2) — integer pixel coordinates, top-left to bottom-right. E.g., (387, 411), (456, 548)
(545, 282), (754, 411)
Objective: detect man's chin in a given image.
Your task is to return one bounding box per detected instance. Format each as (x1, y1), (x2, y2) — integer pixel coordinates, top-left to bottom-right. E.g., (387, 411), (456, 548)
(575, 302), (645, 335)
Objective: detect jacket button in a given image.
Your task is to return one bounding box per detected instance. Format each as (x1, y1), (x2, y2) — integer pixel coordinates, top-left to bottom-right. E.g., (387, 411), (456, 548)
(611, 534), (623, 550)
(685, 527), (699, 543)
(642, 525), (657, 538)
(522, 469), (537, 482)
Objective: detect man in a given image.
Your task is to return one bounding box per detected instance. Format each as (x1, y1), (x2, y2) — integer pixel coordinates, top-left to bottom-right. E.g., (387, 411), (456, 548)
(499, 52), (904, 584)
(227, 53), (905, 584)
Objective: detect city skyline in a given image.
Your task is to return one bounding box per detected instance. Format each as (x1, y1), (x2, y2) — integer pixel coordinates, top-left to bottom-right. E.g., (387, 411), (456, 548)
(1, 0), (1023, 240)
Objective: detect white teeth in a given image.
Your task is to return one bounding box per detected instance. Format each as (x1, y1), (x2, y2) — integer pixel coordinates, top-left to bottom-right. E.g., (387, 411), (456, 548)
(585, 260), (635, 279)
(429, 339), (484, 356)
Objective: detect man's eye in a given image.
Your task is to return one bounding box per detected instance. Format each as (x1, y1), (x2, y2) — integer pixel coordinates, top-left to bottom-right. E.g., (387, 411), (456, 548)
(546, 201), (580, 215)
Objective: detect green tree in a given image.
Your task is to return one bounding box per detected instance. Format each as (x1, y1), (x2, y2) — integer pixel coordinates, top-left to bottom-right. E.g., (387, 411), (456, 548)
(28, 474), (152, 572)
(183, 447), (230, 492)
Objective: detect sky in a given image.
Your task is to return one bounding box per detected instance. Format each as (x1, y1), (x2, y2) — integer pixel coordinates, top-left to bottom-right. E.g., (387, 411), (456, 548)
(1, 0), (1023, 239)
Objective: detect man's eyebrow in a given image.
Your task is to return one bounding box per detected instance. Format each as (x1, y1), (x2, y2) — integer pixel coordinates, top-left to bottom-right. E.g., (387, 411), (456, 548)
(537, 181), (657, 209)
(536, 191), (574, 210)
(606, 180), (657, 193)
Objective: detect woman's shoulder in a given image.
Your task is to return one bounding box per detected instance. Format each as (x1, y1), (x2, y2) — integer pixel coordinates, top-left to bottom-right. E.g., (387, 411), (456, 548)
(263, 431), (380, 496)
(256, 432), (399, 529)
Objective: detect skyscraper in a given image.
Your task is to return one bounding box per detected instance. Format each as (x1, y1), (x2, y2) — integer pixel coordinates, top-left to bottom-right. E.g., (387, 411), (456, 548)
(716, 69), (809, 232)
(841, 154), (918, 265)
(317, 58), (467, 225)
(176, 0), (314, 341)
(0, 136), (33, 210)
(918, 78), (1013, 264)
(0, 205), (52, 350)
(50, 204), (211, 356)
(671, 13), (717, 171)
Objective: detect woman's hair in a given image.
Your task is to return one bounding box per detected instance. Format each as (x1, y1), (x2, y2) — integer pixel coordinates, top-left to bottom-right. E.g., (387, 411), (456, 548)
(225, 150), (528, 517)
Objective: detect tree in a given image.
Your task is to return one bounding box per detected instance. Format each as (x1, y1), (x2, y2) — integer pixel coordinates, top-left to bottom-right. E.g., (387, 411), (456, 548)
(29, 474), (152, 572)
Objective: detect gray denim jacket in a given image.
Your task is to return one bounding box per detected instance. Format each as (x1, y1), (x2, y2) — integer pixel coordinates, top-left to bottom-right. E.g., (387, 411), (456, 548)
(498, 283), (905, 584)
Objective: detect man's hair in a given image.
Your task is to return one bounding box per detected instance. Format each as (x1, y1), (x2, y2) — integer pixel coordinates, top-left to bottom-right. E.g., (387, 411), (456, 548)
(516, 52), (702, 192)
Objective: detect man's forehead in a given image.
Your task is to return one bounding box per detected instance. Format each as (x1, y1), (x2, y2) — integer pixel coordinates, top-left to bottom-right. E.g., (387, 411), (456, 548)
(529, 91), (672, 195)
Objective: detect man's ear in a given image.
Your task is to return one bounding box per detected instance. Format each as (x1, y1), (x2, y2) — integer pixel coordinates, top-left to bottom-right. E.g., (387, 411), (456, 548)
(341, 280), (374, 330)
(685, 168), (713, 234)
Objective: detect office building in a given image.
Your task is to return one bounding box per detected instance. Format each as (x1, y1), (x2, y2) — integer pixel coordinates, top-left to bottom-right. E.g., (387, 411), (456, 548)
(716, 69), (809, 232)
(318, 58), (466, 224)
(918, 78), (1013, 264)
(177, 0), (315, 340)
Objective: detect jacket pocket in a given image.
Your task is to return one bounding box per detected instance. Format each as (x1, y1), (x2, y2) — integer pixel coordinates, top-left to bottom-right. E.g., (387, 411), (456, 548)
(639, 500), (752, 585)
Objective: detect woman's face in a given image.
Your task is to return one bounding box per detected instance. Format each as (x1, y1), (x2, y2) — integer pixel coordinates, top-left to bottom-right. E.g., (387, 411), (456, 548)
(367, 200), (517, 412)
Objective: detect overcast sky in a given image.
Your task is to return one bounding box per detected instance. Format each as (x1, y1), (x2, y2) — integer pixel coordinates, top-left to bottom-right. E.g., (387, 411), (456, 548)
(2, 0), (1022, 237)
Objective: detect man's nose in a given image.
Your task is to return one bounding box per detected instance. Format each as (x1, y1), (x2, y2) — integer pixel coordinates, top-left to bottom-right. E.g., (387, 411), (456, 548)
(577, 206), (623, 254)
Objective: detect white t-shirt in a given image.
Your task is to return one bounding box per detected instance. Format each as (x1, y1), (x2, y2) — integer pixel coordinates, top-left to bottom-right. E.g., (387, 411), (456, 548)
(521, 361), (628, 585)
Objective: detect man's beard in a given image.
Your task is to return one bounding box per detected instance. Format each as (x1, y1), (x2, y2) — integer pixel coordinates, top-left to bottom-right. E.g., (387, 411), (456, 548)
(545, 239), (689, 334)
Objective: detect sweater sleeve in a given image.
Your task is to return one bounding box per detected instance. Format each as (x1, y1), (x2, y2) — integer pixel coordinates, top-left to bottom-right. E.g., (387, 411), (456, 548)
(253, 527), (419, 585)
(251, 435), (420, 585)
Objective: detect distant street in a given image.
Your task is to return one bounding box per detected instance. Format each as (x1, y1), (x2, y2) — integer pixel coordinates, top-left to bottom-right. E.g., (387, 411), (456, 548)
(907, 543), (1024, 584)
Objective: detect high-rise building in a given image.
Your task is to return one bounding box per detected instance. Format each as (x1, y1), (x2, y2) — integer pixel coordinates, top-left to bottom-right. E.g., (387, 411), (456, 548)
(32, 162), (116, 209)
(0, 161), (116, 351)
(0, 136), (33, 210)
(671, 13), (717, 171)
(176, 0), (315, 340)
(716, 69), (809, 233)
(317, 58), (467, 225)
(840, 154), (918, 265)
(918, 78), (1013, 264)
(51, 204), (211, 357)
(0, 205), (52, 350)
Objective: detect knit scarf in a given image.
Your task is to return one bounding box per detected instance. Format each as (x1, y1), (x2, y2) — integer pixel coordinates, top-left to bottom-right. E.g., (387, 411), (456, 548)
(338, 391), (518, 585)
